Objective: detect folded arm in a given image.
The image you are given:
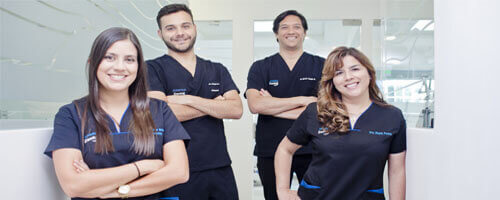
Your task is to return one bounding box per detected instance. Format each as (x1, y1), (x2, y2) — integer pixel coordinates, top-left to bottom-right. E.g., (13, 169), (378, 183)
(165, 90), (243, 120)
(52, 149), (163, 198)
(246, 89), (315, 119)
(98, 140), (189, 198)
(148, 91), (206, 122)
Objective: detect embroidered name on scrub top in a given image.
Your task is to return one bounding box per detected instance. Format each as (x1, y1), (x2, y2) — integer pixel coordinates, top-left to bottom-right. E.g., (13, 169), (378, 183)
(299, 77), (316, 81)
(83, 129), (166, 144)
(208, 82), (220, 92)
(172, 88), (187, 95)
(368, 131), (393, 136)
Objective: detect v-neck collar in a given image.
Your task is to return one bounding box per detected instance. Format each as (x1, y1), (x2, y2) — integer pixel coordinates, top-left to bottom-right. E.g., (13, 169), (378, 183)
(349, 102), (374, 129)
(106, 103), (131, 133)
(164, 54), (199, 79)
(163, 54), (206, 95)
(276, 52), (305, 73)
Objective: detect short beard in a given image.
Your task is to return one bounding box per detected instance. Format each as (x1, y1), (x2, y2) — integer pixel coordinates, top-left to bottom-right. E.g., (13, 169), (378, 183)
(163, 35), (197, 53)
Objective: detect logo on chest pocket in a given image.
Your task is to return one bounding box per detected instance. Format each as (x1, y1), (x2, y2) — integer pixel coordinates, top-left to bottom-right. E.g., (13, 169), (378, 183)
(269, 80), (279, 86)
(172, 88), (187, 95)
(84, 133), (97, 144)
(317, 127), (328, 135)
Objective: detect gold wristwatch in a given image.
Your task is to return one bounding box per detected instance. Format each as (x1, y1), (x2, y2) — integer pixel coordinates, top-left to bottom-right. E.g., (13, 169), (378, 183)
(118, 184), (130, 199)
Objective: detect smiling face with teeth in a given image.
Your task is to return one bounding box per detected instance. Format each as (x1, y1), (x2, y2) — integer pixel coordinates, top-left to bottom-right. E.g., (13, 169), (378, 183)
(158, 11), (197, 53)
(332, 55), (371, 101)
(275, 15), (306, 51)
(96, 39), (138, 94)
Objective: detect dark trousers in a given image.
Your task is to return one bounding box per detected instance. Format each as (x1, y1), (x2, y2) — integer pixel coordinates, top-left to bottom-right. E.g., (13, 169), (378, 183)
(162, 166), (239, 200)
(257, 154), (312, 200)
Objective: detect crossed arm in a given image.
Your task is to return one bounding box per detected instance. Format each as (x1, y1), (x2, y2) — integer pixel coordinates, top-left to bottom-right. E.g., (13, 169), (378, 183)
(148, 90), (243, 122)
(246, 88), (316, 120)
(52, 140), (188, 198)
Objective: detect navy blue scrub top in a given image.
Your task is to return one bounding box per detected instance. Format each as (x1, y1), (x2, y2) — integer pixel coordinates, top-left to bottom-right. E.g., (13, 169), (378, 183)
(44, 98), (190, 200)
(287, 102), (407, 200)
(245, 52), (324, 157)
(147, 54), (239, 172)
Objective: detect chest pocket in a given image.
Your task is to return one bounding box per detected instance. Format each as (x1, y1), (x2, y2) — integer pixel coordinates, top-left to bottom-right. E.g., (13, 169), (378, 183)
(300, 77), (319, 95)
(205, 81), (222, 98)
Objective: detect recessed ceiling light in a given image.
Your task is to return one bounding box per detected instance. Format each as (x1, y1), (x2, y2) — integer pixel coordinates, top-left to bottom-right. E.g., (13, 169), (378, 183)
(254, 21), (273, 32)
(424, 22), (434, 31)
(385, 35), (396, 41)
(386, 59), (401, 65)
(411, 20), (432, 31)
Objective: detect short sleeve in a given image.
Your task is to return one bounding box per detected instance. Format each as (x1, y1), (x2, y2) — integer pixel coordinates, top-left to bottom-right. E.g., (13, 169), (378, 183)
(390, 114), (407, 154)
(161, 102), (190, 145)
(245, 62), (267, 97)
(286, 104), (314, 146)
(147, 60), (166, 92)
(220, 65), (240, 94)
(44, 105), (81, 158)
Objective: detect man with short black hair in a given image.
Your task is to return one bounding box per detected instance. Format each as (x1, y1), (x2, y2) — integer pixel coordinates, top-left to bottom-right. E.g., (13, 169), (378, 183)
(147, 4), (242, 199)
(245, 10), (325, 200)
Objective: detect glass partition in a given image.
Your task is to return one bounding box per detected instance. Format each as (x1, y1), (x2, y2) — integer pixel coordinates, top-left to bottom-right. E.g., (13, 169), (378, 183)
(254, 19), (361, 60)
(0, 1), (231, 129)
(378, 0), (435, 128)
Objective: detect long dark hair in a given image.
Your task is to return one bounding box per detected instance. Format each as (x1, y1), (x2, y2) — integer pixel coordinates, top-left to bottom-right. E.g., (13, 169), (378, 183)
(85, 27), (155, 155)
(317, 47), (387, 134)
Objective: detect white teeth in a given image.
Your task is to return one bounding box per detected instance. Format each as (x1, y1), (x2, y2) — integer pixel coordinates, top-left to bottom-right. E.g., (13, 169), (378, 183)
(346, 83), (358, 88)
(110, 75), (125, 79)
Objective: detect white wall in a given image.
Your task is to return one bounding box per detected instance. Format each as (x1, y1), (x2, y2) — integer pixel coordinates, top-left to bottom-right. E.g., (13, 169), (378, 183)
(406, 0), (500, 199)
(0, 128), (67, 199)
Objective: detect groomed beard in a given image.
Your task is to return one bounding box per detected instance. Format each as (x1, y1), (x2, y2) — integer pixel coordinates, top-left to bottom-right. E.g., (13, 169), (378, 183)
(163, 35), (197, 53)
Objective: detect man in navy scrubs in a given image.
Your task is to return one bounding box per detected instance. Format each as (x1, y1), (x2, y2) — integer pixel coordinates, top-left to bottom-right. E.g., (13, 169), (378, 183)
(147, 4), (243, 199)
(245, 10), (325, 200)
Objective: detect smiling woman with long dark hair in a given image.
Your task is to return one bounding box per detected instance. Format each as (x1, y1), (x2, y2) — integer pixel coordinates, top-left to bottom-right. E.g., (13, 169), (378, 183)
(44, 27), (190, 199)
(275, 47), (407, 200)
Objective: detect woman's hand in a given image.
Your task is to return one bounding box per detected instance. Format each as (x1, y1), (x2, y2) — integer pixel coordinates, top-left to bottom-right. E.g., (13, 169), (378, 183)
(73, 160), (90, 173)
(135, 159), (165, 176)
(277, 188), (301, 200)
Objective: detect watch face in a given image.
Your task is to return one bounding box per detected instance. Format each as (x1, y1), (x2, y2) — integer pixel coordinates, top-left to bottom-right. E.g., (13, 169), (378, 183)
(118, 185), (130, 194)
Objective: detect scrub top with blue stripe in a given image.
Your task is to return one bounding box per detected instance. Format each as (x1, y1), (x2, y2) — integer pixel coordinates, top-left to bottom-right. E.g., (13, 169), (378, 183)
(245, 52), (324, 157)
(44, 97), (190, 200)
(287, 102), (407, 200)
(147, 54), (239, 172)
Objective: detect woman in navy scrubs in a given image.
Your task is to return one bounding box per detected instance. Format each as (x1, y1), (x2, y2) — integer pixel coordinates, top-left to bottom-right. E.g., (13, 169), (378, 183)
(275, 47), (406, 200)
(44, 27), (190, 199)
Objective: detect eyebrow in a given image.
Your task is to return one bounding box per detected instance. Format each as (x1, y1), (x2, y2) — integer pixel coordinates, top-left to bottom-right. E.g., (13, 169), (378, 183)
(105, 52), (136, 57)
(280, 23), (301, 27)
(165, 22), (193, 27)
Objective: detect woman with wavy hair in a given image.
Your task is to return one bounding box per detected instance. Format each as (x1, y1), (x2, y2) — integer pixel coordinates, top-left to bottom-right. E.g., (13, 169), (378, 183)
(275, 47), (406, 200)
(44, 27), (190, 199)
